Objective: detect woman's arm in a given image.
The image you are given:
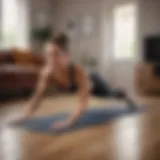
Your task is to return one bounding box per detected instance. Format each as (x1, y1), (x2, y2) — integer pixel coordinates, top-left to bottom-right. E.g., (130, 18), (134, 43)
(25, 43), (55, 116)
(25, 66), (51, 115)
(12, 44), (54, 123)
(11, 66), (52, 124)
(52, 65), (91, 129)
(25, 43), (56, 116)
(68, 66), (90, 124)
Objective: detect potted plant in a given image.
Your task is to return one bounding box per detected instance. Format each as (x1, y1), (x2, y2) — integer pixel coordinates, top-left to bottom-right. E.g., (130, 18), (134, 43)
(31, 26), (52, 51)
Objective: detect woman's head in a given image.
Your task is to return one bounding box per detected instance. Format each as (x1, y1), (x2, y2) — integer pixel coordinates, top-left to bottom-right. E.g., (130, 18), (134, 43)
(52, 32), (70, 66)
(53, 32), (69, 51)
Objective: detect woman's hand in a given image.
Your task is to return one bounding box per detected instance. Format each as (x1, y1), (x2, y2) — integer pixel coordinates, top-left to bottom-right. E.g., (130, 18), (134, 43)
(10, 106), (32, 125)
(50, 120), (73, 130)
(9, 113), (29, 125)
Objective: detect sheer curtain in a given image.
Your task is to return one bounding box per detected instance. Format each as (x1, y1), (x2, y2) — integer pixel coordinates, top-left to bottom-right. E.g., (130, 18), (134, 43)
(1, 0), (29, 48)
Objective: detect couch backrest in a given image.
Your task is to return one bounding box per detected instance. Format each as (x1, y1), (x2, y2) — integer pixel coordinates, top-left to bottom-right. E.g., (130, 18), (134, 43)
(0, 48), (44, 67)
(0, 50), (14, 65)
(12, 48), (45, 67)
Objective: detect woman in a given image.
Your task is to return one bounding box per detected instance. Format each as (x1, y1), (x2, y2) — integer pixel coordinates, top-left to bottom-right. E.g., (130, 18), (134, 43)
(14, 33), (91, 129)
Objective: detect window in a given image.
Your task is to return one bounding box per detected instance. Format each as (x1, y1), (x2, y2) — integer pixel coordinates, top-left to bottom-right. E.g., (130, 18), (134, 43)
(1, 0), (29, 48)
(113, 3), (136, 59)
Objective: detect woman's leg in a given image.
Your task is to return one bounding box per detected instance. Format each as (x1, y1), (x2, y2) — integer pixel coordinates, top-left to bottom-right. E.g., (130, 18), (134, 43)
(111, 89), (137, 110)
(90, 73), (137, 109)
(90, 73), (111, 97)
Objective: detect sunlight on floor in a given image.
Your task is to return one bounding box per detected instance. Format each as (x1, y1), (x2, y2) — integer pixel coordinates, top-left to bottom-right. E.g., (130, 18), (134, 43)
(1, 127), (22, 160)
(113, 115), (140, 160)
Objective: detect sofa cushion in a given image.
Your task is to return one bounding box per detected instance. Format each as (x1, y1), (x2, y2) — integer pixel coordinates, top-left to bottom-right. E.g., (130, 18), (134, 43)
(0, 64), (38, 73)
(0, 50), (14, 65)
(12, 48), (37, 67)
(0, 64), (39, 90)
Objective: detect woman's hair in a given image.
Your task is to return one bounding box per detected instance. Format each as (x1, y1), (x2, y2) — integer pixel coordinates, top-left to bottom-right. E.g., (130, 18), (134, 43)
(52, 32), (69, 51)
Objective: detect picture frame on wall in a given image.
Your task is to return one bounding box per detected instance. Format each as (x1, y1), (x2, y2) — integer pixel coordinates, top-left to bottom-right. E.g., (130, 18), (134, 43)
(67, 20), (76, 30)
(66, 18), (79, 39)
(82, 15), (95, 36)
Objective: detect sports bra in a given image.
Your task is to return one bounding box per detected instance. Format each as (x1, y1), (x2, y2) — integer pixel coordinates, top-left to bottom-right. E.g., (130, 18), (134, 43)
(53, 63), (78, 92)
(68, 63), (78, 92)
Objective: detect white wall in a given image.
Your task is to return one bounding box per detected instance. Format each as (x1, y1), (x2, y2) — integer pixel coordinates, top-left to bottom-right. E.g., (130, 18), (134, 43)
(138, 0), (160, 60)
(54, 0), (139, 92)
(101, 0), (160, 92)
(39, 0), (160, 93)
(30, 0), (55, 29)
(54, 0), (102, 62)
(29, 0), (56, 51)
(100, 0), (139, 93)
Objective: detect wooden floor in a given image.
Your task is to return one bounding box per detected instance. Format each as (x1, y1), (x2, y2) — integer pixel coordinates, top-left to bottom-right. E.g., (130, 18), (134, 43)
(0, 94), (160, 160)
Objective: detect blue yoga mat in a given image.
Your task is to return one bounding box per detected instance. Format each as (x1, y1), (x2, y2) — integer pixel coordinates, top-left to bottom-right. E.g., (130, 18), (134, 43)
(12, 106), (144, 134)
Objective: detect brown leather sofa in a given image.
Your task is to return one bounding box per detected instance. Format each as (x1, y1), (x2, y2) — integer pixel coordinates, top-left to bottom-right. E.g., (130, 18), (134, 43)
(0, 49), (44, 100)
